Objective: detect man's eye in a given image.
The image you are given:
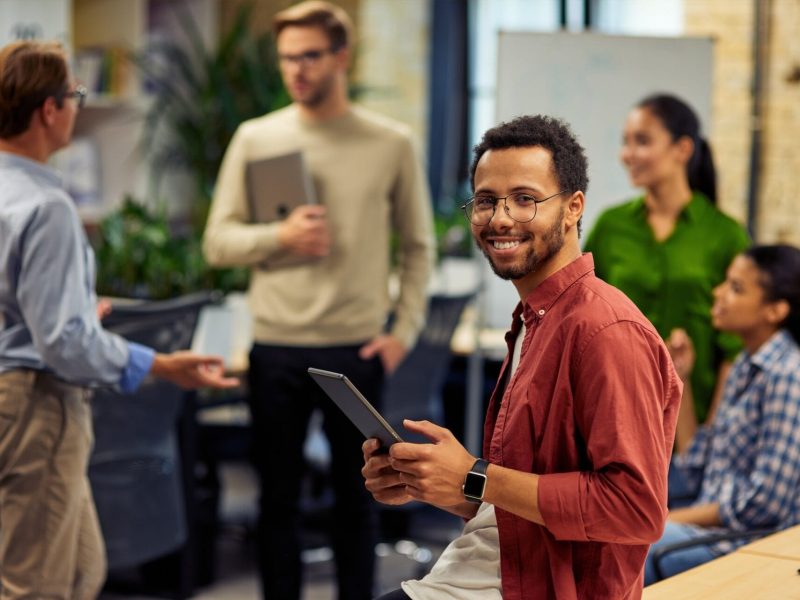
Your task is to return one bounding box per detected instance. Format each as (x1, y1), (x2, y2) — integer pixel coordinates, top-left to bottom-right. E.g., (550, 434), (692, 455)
(514, 194), (536, 205)
(474, 197), (496, 209)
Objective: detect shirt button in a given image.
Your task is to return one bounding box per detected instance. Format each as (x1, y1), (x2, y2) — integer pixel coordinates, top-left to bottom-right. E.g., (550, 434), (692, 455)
(538, 309), (545, 316)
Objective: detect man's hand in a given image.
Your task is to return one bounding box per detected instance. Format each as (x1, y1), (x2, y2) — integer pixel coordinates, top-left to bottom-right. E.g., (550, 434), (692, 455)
(150, 351), (240, 389)
(361, 438), (414, 506)
(359, 334), (407, 374)
(666, 328), (695, 382)
(96, 298), (112, 321)
(389, 420), (476, 508)
(277, 205), (331, 257)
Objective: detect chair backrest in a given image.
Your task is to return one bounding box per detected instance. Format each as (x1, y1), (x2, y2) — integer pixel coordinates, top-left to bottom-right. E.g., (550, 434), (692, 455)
(89, 291), (217, 569)
(382, 293), (473, 442)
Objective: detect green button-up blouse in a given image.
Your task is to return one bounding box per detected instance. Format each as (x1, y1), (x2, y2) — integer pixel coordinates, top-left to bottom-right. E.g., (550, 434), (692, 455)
(584, 193), (751, 422)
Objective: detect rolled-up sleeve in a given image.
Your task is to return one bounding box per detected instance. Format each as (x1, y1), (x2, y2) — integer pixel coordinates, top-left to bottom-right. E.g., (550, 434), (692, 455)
(538, 321), (681, 544)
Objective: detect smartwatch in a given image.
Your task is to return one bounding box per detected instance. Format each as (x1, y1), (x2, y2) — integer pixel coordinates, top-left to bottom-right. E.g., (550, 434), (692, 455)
(462, 458), (489, 504)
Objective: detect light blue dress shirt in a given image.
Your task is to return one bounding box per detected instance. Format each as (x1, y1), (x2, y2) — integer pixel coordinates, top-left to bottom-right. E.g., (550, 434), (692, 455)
(0, 151), (153, 392)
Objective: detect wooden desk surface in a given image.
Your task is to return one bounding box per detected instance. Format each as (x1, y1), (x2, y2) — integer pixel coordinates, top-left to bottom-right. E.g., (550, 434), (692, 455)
(642, 551), (800, 600)
(737, 524), (800, 561)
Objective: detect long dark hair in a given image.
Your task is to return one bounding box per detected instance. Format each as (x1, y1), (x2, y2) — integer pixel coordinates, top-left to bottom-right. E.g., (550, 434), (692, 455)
(638, 93), (717, 205)
(745, 244), (800, 346)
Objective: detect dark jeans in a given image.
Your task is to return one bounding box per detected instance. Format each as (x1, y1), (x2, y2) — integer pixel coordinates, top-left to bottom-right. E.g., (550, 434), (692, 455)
(248, 343), (384, 600)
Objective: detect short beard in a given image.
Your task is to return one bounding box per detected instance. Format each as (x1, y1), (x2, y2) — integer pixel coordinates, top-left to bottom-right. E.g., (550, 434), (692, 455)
(295, 73), (336, 108)
(478, 209), (565, 280)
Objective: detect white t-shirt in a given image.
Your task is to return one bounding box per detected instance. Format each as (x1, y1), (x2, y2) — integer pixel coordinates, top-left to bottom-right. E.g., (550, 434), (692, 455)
(401, 323), (526, 600)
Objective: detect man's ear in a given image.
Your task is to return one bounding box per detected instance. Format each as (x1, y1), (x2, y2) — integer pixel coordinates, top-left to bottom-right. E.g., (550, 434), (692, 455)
(38, 96), (59, 127)
(563, 191), (585, 229)
(335, 46), (351, 72)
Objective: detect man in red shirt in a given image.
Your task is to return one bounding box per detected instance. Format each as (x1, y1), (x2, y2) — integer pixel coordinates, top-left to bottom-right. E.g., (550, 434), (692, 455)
(363, 115), (682, 599)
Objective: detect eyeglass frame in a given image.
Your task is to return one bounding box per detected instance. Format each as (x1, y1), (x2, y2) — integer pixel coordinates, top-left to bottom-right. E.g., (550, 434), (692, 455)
(461, 189), (569, 226)
(57, 84), (88, 109)
(277, 45), (343, 68)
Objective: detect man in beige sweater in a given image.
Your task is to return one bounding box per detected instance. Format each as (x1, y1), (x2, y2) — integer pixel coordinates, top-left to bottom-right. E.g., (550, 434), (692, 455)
(202, 2), (434, 598)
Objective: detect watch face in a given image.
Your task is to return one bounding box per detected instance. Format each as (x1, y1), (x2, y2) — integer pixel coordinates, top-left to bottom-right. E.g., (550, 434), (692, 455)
(463, 471), (487, 501)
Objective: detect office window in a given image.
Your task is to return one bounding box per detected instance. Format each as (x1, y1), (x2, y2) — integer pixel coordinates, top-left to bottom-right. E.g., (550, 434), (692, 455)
(467, 0), (684, 153)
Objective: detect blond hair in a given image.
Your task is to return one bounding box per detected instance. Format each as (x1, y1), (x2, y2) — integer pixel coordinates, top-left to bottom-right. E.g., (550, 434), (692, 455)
(273, 1), (354, 50)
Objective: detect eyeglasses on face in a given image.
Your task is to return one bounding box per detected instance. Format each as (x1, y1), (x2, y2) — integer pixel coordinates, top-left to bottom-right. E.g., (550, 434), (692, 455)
(278, 47), (340, 68)
(60, 84), (88, 109)
(461, 190), (568, 226)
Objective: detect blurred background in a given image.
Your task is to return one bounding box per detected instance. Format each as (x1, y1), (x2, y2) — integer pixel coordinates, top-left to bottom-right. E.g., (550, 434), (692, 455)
(2, 0), (798, 598)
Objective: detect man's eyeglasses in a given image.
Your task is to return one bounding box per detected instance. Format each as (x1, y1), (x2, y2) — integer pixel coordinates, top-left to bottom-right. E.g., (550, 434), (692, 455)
(461, 190), (568, 226)
(59, 85), (88, 109)
(278, 47), (340, 68)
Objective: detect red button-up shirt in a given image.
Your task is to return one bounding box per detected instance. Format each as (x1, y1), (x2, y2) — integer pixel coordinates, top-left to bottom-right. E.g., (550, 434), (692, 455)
(483, 254), (681, 599)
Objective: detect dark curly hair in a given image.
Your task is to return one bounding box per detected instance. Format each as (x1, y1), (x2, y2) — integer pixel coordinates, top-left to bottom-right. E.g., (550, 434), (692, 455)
(469, 114), (589, 233)
(470, 115), (589, 194)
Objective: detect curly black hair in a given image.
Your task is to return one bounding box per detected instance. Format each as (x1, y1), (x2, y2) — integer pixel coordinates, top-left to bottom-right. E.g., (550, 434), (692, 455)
(470, 115), (589, 196)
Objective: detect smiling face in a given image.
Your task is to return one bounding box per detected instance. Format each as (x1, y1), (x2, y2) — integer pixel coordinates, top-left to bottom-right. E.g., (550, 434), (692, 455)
(620, 106), (691, 190)
(471, 146), (583, 298)
(712, 254), (787, 352)
(276, 25), (346, 108)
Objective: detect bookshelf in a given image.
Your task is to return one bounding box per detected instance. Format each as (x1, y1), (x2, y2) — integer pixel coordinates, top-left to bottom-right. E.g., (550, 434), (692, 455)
(62, 0), (218, 222)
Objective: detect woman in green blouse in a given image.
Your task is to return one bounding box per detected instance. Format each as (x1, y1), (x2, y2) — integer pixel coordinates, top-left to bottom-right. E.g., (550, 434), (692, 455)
(585, 93), (749, 433)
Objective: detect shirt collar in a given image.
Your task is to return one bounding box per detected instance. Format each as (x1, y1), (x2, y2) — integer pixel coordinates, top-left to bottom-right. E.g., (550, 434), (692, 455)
(0, 151), (62, 187)
(632, 191), (710, 224)
(746, 329), (796, 372)
(510, 253), (595, 330)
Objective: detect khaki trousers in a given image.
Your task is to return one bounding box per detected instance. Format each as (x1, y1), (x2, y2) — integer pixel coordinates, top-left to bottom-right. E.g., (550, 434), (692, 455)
(0, 370), (106, 600)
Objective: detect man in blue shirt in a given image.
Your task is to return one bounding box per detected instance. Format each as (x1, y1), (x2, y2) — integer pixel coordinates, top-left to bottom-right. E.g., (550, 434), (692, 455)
(0, 41), (237, 599)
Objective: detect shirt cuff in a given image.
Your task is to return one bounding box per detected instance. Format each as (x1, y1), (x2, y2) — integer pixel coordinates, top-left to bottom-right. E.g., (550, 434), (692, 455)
(119, 342), (156, 393)
(537, 472), (588, 541)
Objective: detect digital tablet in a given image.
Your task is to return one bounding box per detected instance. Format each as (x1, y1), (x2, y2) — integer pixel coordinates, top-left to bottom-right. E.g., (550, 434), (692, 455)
(246, 151), (317, 269)
(308, 367), (403, 451)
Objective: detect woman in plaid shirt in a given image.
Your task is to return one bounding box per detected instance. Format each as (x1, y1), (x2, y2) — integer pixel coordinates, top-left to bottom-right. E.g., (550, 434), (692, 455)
(644, 244), (800, 584)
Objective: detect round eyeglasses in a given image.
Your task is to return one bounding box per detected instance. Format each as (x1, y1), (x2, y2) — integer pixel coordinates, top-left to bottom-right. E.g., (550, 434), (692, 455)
(461, 190), (567, 226)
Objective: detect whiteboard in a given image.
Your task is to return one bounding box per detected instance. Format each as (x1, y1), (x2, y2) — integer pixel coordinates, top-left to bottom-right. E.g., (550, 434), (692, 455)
(480, 31), (713, 329)
(496, 30), (713, 234)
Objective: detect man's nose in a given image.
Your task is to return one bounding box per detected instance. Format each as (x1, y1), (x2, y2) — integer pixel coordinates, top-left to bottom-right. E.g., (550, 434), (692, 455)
(489, 198), (514, 226)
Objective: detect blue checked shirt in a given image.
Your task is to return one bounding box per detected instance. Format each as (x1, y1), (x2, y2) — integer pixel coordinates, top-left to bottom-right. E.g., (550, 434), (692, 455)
(672, 329), (800, 555)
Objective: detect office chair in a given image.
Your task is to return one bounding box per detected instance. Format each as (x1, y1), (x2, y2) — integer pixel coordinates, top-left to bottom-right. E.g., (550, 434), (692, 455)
(89, 291), (219, 598)
(378, 293), (474, 574)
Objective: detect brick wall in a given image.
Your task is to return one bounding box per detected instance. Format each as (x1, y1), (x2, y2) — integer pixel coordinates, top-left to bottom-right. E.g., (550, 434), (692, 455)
(686, 0), (800, 243)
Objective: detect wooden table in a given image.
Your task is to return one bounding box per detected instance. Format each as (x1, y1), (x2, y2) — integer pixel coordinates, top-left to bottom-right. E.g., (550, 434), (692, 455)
(738, 524), (800, 561)
(644, 525), (800, 599)
(642, 550), (800, 599)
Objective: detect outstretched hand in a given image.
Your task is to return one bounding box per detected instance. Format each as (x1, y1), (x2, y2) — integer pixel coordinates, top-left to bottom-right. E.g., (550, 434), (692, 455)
(150, 351), (240, 389)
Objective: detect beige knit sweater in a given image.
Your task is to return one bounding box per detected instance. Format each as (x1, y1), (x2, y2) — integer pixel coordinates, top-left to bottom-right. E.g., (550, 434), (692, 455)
(203, 104), (435, 348)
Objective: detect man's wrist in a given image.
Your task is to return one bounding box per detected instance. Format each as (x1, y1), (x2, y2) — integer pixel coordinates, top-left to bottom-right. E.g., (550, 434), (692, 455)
(462, 458), (489, 504)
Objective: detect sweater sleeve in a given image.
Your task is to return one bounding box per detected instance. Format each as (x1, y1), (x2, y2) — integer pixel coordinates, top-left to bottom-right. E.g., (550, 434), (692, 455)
(387, 134), (435, 348)
(202, 125), (284, 267)
(537, 321), (681, 544)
